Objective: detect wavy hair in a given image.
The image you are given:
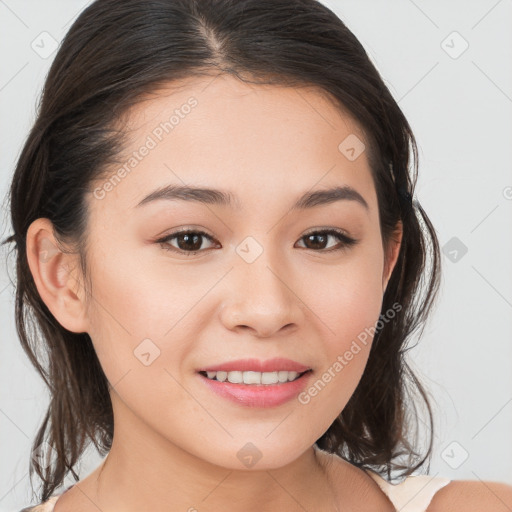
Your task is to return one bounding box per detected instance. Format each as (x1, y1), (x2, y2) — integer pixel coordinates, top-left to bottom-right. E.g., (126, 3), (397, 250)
(2, 0), (440, 503)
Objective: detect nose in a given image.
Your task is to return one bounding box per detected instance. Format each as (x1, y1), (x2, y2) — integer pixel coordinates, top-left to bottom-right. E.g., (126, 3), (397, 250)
(219, 249), (303, 338)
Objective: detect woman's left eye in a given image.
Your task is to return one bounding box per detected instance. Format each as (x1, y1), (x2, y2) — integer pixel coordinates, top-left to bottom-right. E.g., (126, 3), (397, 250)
(156, 228), (358, 256)
(296, 229), (359, 252)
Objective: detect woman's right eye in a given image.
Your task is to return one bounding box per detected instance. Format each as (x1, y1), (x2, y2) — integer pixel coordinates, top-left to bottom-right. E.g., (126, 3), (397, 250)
(156, 229), (218, 256)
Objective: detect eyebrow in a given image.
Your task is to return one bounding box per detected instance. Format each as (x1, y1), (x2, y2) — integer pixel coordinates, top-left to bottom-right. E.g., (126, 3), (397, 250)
(135, 184), (369, 211)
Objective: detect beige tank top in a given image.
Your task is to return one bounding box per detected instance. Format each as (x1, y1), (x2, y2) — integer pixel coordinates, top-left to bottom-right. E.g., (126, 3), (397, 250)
(21, 470), (452, 512)
(366, 469), (451, 511)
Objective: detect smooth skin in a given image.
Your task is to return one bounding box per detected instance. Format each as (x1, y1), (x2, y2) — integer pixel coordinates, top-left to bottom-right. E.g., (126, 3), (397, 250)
(26, 74), (512, 511)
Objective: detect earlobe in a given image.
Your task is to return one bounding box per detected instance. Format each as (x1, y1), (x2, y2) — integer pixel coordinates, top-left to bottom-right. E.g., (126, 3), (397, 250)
(26, 218), (89, 333)
(382, 220), (403, 293)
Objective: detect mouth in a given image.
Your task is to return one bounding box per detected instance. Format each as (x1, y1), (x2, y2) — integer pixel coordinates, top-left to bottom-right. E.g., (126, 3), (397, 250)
(196, 368), (313, 408)
(198, 369), (312, 385)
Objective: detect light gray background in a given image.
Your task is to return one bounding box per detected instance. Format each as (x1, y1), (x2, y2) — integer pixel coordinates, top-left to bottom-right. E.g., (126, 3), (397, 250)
(1, 1), (511, 510)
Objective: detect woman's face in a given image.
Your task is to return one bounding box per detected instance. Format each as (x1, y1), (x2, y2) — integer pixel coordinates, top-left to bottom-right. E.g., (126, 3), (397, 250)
(73, 75), (400, 470)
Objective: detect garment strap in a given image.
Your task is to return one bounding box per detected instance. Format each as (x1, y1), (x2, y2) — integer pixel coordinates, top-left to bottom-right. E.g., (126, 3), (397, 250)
(20, 495), (59, 512)
(365, 469), (451, 512)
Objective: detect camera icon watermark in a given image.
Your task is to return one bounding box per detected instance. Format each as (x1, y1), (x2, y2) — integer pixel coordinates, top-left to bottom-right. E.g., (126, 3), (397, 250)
(32, 441), (57, 470)
(39, 237), (60, 263)
(442, 236), (468, 263)
(236, 442), (263, 468)
(31, 31), (59, 59)
(236, 236), (263, 264)
(338, 134), (366, 161)
(134, 338), (161, 366)
(441, 440), (469, 469)
(441, 31), (469, 59)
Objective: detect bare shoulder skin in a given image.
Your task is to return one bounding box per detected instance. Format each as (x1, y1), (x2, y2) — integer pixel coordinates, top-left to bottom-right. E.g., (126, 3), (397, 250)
(428, 479), (512, 511)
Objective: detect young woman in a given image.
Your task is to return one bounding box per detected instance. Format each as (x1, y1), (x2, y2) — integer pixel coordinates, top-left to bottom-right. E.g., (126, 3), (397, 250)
(5, 0), (511, 510)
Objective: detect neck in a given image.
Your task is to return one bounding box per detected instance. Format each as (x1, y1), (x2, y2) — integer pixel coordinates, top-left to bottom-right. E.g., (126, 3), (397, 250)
(89, 400), (341, 512)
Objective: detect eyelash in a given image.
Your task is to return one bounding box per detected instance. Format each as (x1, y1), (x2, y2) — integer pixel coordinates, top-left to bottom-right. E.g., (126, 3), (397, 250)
(156, 228), (359, 256)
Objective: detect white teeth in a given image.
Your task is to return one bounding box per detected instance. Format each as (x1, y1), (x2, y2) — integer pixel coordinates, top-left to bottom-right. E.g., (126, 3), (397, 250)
(203, 370), (302, 384)
(216, 371), (228, 382)
(277, 371), (290, 382)
(261, 371), (278, 385)
(227, 371), (243, 384)
(243, 371), (262, 384)
(207, 370), (228, 382)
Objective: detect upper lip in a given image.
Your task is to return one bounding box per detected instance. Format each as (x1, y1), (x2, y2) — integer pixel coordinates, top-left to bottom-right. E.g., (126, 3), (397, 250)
(197, 358), (311, 373)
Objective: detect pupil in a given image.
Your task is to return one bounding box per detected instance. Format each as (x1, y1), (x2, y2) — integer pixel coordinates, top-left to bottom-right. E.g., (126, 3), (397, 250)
(179, 234), (201, 251)
(306, 234), (326, 249)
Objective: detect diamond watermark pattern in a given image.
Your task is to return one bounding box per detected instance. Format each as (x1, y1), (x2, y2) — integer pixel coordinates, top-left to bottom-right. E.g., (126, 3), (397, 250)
(236, 236), (264, 264)
(441, 31), (469, 59)
(237, 442), (263, 468)
(338, 134), (366, 161)
(442, 236), (468, 263)
(31, 31), (59, 59)
(441, 441), (469, 469)
(134, 338), (161, 366)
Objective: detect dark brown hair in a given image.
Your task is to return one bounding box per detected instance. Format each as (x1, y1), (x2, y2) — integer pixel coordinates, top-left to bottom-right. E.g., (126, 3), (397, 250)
(3, 0), (440, 503)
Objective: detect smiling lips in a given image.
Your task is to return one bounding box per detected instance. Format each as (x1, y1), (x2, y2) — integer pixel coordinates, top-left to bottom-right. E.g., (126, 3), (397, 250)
(197, 357), (311, 384)
(197, 357), (313, 407)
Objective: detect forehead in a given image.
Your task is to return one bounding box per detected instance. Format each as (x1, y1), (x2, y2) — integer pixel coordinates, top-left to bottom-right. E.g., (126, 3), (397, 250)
(92, 74), (377, 216)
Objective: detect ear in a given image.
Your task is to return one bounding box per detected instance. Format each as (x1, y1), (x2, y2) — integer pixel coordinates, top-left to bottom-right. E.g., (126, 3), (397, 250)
(25, 218), (89, 333)
(382, 220), (403, 294)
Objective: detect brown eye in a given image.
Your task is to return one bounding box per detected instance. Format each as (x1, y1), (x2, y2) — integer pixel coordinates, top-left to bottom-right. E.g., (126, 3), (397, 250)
(157, 229), (217, 256)
(296, 229), (358, 252)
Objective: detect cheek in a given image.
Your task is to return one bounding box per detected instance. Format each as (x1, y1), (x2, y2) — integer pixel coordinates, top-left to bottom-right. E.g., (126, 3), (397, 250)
(82, 248), (184, 386)
(84, 248), (220, 393)
(86, 246), (188, 339)
(300, 242), (385, 398)
(296, 274), (382, 430)
(306, 243), (385, 346)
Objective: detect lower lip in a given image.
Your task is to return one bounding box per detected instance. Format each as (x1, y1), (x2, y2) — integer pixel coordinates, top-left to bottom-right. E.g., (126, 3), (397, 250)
(198, 371), (312, 408)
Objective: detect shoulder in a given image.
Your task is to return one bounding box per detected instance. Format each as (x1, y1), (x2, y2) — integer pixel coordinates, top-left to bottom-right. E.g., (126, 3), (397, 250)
(428, 479), (512, 511)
